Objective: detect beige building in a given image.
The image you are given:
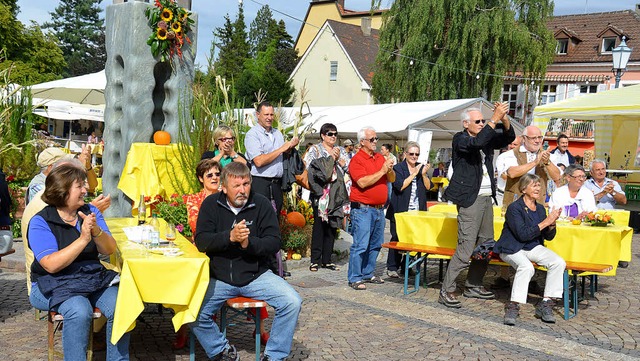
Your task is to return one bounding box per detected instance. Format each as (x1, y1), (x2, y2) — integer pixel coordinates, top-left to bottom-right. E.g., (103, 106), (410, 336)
(295, 0), (384, 56)
(290, 19), (379, 106)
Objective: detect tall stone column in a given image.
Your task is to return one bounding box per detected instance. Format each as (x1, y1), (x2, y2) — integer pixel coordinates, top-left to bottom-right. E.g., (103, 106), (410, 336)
(102, 0), (197, 217)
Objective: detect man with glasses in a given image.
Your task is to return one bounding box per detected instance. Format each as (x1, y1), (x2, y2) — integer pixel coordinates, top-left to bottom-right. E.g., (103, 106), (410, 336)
(501, 126), (561, 210)
(439, 103), (515, 308)
(347, 126), (395, 290)
(550, 134), (576, 167)
(245, 101), (300, 213)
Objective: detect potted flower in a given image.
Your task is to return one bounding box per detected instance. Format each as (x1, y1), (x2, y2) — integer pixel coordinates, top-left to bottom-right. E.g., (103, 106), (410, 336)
(151, 193), (192, 238)
(282, 227), (308, 259)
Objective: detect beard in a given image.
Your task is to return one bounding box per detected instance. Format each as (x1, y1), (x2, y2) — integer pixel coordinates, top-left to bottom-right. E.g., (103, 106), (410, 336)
(230, 194), (248, 208)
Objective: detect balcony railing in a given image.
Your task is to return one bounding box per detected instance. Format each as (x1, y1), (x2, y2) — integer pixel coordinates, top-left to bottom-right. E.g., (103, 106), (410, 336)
(544, 118), (594, 140)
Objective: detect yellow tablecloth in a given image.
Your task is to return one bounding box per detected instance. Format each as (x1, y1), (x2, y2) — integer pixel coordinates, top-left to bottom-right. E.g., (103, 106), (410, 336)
(107, 218), (210, 344)
(395, 211), (632, 276)
(117, 143), (192, 213)
(427, 204), (633, 262)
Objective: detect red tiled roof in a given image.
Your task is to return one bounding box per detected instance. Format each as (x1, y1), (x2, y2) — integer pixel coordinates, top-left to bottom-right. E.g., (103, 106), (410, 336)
(547, 10), (640, 63)
(326, 20), (380, 86)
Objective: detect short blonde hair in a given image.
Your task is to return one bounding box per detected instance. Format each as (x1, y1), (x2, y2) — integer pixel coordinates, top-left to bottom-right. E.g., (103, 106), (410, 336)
(213, 125), (235, 148)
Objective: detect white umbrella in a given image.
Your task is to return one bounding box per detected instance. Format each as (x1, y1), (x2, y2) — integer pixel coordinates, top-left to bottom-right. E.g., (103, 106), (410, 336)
(30, 70), (106, 105)
(33, 99), (104, 122)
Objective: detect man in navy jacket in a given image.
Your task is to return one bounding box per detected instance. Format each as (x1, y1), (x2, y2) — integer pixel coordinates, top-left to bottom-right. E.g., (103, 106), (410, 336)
(191, 163), (302, 361)
(440, 103), (515, 308)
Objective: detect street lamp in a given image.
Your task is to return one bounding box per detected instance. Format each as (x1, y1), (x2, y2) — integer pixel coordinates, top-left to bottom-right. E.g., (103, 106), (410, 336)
(612, 36), (633, 88)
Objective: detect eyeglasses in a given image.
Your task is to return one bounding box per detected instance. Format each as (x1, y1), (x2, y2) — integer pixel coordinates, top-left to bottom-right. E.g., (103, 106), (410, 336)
(471, 119), (487, 125)
(205, 172), (221, 179)
(218, 136), (236, 142)
(407, 152), (420, 157)
(324, 131), (338, 137)
(568, 174), (587, 180)
(524, 135), (544, 141)
(364, 137), (379, 143)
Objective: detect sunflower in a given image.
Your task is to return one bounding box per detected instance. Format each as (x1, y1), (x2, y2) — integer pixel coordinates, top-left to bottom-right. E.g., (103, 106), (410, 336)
(157, 28), (168, 40)
(171, 21), (181, 33)
(161, 8), (173, 22)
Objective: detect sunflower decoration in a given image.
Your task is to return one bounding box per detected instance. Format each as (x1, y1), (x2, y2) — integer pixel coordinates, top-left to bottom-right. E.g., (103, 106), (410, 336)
(144, 0), (195, 65)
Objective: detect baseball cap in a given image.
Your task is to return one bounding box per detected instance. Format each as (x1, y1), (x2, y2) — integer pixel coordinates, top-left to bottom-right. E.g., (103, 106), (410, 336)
(343, 139), (353, 146)
(37, 148), (75, 168)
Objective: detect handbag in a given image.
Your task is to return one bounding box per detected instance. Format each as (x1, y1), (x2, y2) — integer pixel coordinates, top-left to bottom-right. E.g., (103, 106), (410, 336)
(295, 168), (310, 190)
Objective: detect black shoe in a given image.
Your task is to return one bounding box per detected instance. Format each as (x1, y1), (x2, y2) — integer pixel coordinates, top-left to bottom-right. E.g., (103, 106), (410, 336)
(212, 345), (239, 361)
(535, 299), (556, 323)
(618, 261), (629, 268)
(282, 271), (292, 277)
(261, 355), (272, 361)
(438, 290), (462, 308)
(463, 286), (495, 299)
(503, 302), (519, 326)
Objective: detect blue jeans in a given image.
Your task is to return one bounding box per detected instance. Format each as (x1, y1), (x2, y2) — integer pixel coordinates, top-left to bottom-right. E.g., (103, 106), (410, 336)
(190, 271), (302, 361)
(347, 207), (386, 283)
(30, 283), (130, 361)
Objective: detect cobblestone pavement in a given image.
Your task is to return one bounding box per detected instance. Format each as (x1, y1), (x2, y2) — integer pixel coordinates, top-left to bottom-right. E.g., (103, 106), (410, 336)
(1, 233), (639, 360)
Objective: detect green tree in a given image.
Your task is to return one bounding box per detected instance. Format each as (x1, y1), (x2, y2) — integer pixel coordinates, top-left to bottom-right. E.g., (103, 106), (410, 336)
(372, 0), (556, 102)
(248, 4), (276, 56)
(43, 0), (105, 76)
(0, 2), (66, 85)
(213, 2), (250, 85)
(236, 42), (295, 105)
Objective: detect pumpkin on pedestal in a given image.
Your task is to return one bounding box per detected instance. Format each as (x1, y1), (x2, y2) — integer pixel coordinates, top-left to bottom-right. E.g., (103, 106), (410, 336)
(286, 211), (306, 228)
(153, 130), (171, 145)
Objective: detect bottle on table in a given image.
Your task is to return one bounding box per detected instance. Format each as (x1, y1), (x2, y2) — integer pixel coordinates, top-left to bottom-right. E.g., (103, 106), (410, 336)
(138, 194), (146, 225)
(149, 212), (160, 247)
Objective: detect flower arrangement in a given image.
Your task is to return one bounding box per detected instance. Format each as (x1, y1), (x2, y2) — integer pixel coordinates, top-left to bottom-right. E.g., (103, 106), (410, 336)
(144, 0), (194, 64)
(582, 212), (614, 227)
(144, 194), (192, 237)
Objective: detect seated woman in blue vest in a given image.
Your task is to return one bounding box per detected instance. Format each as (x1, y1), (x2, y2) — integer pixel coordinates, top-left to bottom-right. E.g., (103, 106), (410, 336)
(494, 173), (565, 326)
(28, 164), (129, 360)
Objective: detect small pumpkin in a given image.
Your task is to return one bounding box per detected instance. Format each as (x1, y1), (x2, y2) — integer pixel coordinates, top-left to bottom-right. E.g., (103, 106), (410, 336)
(291, 253), (302, 260)
(153, 130), (171, 145)
(286, 211), (306, 228)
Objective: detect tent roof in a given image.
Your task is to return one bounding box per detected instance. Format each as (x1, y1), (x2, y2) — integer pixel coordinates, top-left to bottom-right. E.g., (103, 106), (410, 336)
(30, 70), (106, 105)
(33, 99), (104, 122)
(533, 84), (640, 121)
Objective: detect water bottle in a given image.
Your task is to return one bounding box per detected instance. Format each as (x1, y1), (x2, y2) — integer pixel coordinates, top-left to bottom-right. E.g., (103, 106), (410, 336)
(149, 212), (160, 247)
(138, 194), (146, 225)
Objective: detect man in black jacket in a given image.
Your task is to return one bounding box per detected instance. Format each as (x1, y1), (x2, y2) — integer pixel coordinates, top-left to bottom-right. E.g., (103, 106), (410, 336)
(439, 103), (515, 308)
(191, 163), (302, 361)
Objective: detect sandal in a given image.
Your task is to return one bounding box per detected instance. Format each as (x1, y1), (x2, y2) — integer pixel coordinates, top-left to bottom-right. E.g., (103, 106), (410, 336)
(309, 263), (319, 272)
(322, 263), (340, 271)
(364, 276), (385, 284)
(348, 281), (367, 290)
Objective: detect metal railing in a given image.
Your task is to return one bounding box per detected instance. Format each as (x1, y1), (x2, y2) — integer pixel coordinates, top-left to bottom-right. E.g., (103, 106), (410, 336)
(544, 118), (594, 139)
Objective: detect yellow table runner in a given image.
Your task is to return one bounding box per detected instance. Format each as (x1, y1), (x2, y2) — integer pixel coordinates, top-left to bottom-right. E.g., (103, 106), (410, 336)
(395, 211), (632, 276)
(107, 218), (209, 344)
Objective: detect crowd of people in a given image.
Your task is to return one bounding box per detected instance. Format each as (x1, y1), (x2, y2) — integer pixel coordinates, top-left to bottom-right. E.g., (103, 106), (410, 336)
(20, 99), (632, 360)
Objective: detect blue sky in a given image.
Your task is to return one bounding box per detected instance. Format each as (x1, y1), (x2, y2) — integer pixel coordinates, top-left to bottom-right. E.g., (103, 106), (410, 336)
(15, 0), (640, 69)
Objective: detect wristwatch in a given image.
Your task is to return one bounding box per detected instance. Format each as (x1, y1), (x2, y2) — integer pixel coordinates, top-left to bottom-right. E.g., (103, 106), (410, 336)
(231, 154), (238, 159)
(612, 191), (617, 196)
(489, 119), (497, 125)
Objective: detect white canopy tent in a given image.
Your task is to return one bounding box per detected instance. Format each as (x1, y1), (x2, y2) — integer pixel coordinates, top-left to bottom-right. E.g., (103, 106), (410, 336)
(30, 70), (106, 105)
(33, 99), (105, 122)
(241, 98), (524, 150)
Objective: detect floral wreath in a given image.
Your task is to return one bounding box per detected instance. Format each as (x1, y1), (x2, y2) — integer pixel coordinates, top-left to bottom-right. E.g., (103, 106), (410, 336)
(144, 0), (194, 64)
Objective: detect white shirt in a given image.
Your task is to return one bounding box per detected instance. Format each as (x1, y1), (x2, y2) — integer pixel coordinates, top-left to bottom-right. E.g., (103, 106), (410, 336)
(548, 185), (598, 217)
(550, 150), (569, 167)
(500, 146), (538, 179)
(495, 150), (512, 192)
(583, 177), (624, 210)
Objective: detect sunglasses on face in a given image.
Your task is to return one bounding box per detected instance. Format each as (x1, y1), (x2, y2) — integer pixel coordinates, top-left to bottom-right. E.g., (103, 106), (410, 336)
(470, 119), (487, 125)
(205, 172), (221, 179)
(407, 152), (420, 157)
(364, 137), (379, 143)
(218, 137), (236, 142)
(324, 131), (338, 137)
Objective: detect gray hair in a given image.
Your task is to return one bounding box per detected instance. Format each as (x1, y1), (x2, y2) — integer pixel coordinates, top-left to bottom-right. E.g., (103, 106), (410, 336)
(460, 107), (481, 127)
(518, 173), (541, 193)
(221, 162), (252, 186)
(564, 163), (586, 177)
(591, 158), (607, 168)
(404, 141), (420, 152)
(357, 126), (375, 142)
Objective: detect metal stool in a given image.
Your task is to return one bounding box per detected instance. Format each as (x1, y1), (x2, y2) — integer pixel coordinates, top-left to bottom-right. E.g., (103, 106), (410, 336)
(47, 307), (102, 361)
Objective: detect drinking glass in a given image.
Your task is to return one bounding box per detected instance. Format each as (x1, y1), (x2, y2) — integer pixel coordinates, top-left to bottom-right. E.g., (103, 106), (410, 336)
(166, 223), (177, 241)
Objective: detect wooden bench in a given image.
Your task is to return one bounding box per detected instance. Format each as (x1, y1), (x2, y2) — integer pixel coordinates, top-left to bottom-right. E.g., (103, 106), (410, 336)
(383, 242), (455, 295)
(383, 242), (612, 320)
(0, 248), (15, 262)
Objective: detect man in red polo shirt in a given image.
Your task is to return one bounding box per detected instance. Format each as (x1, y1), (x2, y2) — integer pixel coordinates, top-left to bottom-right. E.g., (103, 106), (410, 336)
(347, 126), (395, 290)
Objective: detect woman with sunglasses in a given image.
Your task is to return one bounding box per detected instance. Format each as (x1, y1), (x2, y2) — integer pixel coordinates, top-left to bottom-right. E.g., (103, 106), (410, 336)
(385, 141), (432, 278)
(202, 125), (248, 167)
(304, 123), (349, 272)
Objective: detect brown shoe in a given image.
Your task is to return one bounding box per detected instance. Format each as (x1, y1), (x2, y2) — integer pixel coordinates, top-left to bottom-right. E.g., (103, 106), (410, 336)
(438, 290), (462, 308)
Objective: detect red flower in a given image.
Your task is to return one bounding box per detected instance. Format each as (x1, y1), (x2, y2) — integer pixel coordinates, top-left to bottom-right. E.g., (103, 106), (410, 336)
(6, 175), (14, 182)
(144, 196), (151, 202)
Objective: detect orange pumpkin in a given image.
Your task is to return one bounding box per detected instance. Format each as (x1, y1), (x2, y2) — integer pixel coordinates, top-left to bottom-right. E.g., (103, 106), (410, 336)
(286, 211), (306, 228)
(153, 130), (171, 145)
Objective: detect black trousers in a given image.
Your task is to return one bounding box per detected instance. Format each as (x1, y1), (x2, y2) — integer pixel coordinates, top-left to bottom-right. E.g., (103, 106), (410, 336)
(385, 218), (403, 271)
(311, 202), (336, 265)
(251, 176), (283, 213)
